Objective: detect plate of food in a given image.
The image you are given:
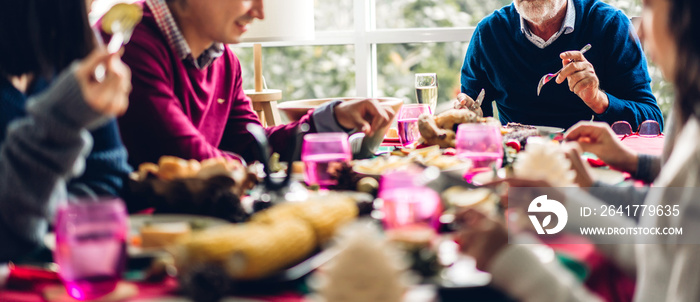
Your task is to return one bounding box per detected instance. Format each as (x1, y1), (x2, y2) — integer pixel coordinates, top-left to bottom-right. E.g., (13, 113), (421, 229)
(129, 214), (229, 256)
(353, 146), (472, 178)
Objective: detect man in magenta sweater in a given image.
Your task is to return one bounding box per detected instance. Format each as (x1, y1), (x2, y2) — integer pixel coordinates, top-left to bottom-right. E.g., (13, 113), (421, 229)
(114, 0), (393, 166)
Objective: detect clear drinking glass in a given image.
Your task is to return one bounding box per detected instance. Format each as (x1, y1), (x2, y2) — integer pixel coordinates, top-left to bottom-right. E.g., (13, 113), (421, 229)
(397, 103), (431, 146)
(415, 73), (438, 114)
(54, 198), (128, 301)
(301, 132), (352, 188)
(455, 122), (504, 181)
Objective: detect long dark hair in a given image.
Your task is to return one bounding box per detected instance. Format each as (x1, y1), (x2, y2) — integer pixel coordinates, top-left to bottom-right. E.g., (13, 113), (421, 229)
(668, 0), (700, 124)
(0, 0), (94, 78)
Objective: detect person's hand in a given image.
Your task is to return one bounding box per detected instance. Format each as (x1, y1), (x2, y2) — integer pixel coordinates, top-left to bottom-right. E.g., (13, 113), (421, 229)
(564, 121), (639, 174)
(74, 48), (132, 116)
(453, 93), (483, 117)
(455, 209), (508, 271)
(556, 50), (608, 114)
(334, 99), (395, 136)
(561, 142), (595, 188)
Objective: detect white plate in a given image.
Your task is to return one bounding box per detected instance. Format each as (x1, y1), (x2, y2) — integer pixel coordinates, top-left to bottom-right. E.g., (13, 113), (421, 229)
(470, 168), (506, 186)
(353, 161), (472, 180)
(44, 214), (229, 257)
(471, 167), (625, 186)
(533, 125), (565, 135)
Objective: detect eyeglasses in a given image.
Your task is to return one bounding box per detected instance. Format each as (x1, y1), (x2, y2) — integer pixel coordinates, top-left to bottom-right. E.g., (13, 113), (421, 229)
(611, 120), (661, 136)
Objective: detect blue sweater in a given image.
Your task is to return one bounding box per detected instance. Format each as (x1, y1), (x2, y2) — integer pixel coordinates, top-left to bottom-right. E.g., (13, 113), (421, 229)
(461, 0), (663, 130)
(0, 76), (132, 197)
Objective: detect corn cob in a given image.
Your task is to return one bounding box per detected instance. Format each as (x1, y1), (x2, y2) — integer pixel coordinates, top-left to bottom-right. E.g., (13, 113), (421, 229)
(175, 194), (358, 280)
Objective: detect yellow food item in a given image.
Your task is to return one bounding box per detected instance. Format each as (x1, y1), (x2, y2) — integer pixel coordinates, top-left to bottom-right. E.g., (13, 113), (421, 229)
(157, 156), (190, 180)
(251, 195), (358, 243)
(140, 222), (192, 249)
(101, 3), (143, 34)
(178, 219), (315, 279)
(132, 156), (244, 181)
(176, 196), (358, 280)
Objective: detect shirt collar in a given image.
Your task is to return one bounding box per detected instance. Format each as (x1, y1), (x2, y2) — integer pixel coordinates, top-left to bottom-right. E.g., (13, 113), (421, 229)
(145, 0), (224, 69)
(519, 0), (576, 48)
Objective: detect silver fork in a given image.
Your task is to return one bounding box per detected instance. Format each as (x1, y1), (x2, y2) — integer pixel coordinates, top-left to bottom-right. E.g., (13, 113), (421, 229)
(536, 44), (592, 96)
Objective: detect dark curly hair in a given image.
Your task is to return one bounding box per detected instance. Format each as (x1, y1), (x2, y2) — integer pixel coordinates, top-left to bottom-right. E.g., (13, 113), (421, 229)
(667, 0), (700, 124)
(0, 0), (94, 78)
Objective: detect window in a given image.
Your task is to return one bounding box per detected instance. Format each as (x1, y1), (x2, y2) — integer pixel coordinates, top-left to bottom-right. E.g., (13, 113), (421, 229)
(92, 0), (666, 118)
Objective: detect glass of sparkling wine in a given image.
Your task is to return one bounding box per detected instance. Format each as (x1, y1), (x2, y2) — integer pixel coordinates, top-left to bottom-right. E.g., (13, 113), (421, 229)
(54, 198), (128, 301)
(415, 73), (438, 114)
(397, 103), (431, 146)
(301, 132), (352, 188)
(455, 122), (504, 181)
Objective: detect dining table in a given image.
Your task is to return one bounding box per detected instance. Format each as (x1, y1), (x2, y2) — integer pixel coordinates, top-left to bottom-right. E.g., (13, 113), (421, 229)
(0, 131), (665, 302)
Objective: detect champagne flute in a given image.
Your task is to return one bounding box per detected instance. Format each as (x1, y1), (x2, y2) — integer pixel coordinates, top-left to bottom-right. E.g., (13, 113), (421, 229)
(415, 73), (438, 113)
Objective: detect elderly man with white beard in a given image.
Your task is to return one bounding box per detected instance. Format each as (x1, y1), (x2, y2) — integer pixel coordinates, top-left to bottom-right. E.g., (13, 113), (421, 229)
(456, 0), (663, 131)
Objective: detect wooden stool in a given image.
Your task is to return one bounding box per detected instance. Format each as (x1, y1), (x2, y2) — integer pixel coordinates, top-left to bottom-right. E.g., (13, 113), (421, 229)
(245, 89), (283, 127)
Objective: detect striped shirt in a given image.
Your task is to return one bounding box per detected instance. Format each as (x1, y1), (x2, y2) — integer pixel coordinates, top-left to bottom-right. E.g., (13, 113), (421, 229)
(520, 0), (576, 49)
(145, 0), (224, 69)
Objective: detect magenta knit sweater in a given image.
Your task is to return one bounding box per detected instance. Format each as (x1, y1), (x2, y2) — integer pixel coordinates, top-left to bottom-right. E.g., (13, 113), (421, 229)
(116, 5), (315, 166)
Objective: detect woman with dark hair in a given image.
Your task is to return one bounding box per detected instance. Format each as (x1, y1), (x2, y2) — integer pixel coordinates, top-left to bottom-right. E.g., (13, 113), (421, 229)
(0, 0), (132, 261)
(456, 0), (700, 301)
(0, 0), (132, 197)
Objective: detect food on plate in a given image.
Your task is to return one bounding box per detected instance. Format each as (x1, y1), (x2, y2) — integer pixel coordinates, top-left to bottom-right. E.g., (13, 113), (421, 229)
(435, 109), (481, 131)
(441, 187), (500, 217)
(133, 156), (247, 182)
(128, 156), (257, 222)
(140, 221), (192, 249)
(175, 195), (358, 280)
(417, 109), (496, 148)
(513, 137), (576, 187)
(501, 122), (540, 145)
(505, 139), (522, 152)
(353, 146), (470, 175)
(417, 113), (456, 148)
(250, 193), (358, 243)
(385, 225), (436, 249)
(356, 177), (379, 194)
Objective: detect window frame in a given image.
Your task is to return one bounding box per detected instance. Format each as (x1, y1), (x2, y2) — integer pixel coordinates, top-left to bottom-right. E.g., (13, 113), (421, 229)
(235, 0), (475, 98)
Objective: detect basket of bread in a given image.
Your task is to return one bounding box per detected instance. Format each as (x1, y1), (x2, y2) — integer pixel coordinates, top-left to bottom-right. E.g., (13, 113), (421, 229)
(126, 156), (258, 222)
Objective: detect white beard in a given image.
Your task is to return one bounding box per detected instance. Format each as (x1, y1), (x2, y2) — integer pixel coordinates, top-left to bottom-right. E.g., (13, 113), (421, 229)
(514, 0), (566, 26)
